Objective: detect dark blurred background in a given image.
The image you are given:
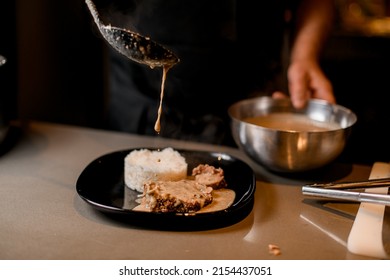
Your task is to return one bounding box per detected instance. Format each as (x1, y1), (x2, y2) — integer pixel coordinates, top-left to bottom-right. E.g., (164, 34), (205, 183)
(1, 0), (107, 130)
(1, 0), (390, 165)
(322, 0), (390, 165)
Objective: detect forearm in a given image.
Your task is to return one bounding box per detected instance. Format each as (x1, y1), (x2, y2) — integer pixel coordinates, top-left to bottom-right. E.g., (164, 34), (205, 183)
(290, 0), (335, 62)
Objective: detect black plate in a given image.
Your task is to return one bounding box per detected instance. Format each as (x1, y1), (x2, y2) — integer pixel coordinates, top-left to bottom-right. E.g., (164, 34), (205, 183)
(76, 149), (256, 230)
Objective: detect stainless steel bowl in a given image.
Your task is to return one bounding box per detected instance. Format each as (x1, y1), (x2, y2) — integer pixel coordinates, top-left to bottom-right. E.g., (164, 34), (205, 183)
(228, 96), (357, 172)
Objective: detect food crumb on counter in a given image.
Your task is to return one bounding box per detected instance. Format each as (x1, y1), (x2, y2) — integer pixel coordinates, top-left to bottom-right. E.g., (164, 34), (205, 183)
(268, 244), (281, 256)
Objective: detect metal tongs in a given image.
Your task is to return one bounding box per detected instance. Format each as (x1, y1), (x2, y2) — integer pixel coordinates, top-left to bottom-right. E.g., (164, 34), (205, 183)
(302, 177), (390, 206)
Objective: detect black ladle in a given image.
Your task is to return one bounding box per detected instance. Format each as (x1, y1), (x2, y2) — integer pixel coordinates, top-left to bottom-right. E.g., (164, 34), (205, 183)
(85, 0), (179, 68)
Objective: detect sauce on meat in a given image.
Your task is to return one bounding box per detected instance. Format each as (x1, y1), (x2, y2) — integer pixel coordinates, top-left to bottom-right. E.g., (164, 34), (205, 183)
(132, 187), (235, 213)
(145, 179), (213, 211)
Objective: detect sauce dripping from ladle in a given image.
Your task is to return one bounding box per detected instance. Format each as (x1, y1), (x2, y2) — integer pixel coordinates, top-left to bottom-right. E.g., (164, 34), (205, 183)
(154, 65), (171, 133)
(85, 0), (179, 134)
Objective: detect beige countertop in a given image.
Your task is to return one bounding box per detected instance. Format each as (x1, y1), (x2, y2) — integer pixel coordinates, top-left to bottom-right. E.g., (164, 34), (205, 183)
(0, 121), (384, 260)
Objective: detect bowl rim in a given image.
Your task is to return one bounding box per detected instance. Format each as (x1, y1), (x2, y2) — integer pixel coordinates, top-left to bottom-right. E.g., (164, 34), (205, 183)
(228, 96), (357, 133)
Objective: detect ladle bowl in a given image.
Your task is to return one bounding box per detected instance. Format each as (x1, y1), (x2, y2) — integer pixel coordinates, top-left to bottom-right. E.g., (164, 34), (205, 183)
(85, 0), (179, 68)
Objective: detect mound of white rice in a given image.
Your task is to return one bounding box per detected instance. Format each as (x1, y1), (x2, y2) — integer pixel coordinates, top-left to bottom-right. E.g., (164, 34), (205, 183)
(124, 147), (188, 192)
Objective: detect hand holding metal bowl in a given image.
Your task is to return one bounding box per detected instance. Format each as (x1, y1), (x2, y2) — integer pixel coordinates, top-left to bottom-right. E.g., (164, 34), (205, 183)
(228, 96), (357, 172)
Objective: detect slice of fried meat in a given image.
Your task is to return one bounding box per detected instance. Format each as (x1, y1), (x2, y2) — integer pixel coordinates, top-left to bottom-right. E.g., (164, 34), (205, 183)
(141, 179), (213, 213)
(192, 164), (227, 189)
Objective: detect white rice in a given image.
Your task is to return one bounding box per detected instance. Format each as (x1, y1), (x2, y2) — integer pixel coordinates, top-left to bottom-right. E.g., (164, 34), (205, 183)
(124, 147), (188, 192)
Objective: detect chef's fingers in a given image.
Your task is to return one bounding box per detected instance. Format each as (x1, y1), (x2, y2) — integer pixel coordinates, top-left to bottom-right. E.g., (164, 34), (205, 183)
(288, 68), (310, 109)
(272, 91), (289, 100)
(311, 73), (336, 104)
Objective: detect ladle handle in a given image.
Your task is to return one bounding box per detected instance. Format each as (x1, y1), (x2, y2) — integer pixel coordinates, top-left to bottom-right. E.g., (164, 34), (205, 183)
(85, 0), (103, 27)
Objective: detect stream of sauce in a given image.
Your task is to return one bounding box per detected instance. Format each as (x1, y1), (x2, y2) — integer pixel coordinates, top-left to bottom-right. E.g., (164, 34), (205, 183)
(154, 65), (171, 133)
